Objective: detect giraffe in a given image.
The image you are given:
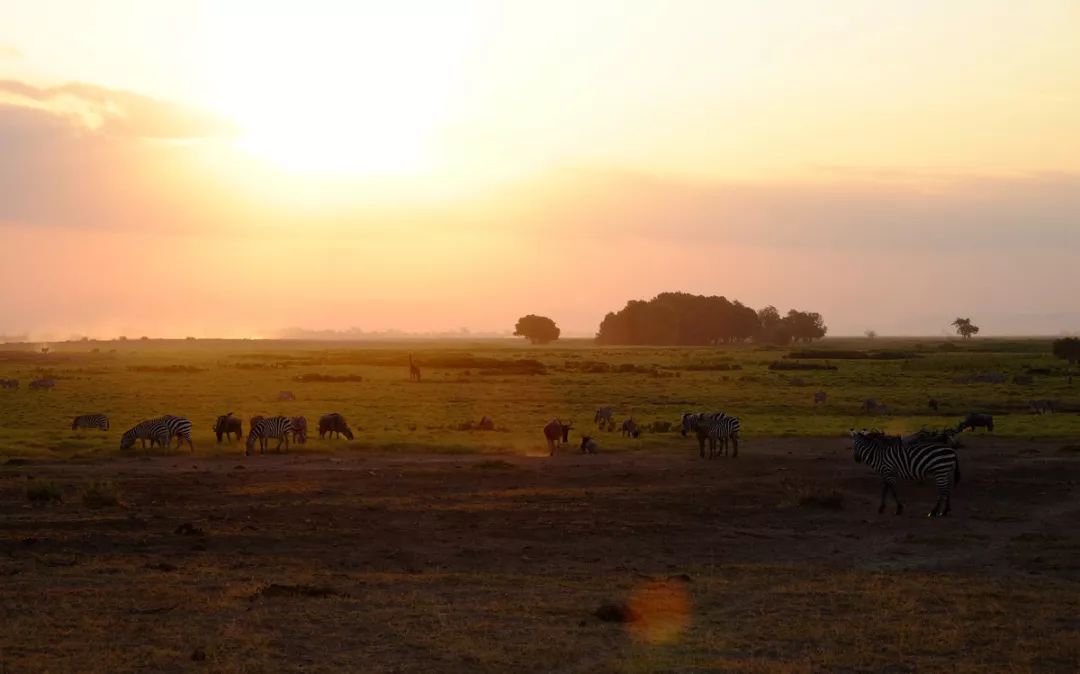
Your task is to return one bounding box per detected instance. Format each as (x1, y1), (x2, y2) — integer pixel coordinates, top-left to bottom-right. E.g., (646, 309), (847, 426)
(409, 354), (422, 382)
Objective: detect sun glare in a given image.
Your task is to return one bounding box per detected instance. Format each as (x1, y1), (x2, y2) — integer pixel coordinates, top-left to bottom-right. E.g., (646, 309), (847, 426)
(200, 3), (485, 176)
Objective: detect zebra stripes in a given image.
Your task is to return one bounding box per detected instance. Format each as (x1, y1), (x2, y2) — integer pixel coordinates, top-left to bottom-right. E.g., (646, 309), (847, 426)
(681, 412), (741, 459)
(159, 415), (194, 451)
(72, 414), (109, 431)
(246, 416), (294, 455)
(850, 429), (960, 517)
(120, 419), (170, 451)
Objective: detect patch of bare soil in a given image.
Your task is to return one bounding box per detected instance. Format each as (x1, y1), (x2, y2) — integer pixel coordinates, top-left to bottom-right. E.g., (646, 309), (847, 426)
(0, 437), (1077, 672)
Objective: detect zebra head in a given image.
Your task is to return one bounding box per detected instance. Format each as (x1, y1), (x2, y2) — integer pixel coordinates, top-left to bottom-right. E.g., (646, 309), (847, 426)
(120, 430), (136, 450)
(680, 413), (698, 437)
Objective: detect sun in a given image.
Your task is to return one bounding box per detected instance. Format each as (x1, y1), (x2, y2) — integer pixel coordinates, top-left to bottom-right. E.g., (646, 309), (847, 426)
(199, 3), (484, 176)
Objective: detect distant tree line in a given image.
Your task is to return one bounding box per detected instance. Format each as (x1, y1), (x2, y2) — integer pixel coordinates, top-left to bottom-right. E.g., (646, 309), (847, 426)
(594, 292), (826, 345)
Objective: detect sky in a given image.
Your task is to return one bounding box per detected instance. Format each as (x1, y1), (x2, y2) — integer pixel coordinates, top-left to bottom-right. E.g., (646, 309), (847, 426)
(1, 0), (1079, 339)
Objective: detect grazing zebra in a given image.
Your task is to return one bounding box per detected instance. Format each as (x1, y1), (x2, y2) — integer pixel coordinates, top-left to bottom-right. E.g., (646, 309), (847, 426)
(580, 436), (599, 454)
(277, 390), (296, 401)
(958, 413), (993, 433)
(543, 419), (573, 455)
(72, 414), (109, 431)
(409, 354), (421, 382)
(0, 379), (18, 389)
(594, 407), (615, 430)
(813, 391), (827, 406)
(850, 429), (960, 517)
(120, 419), (169, 451)
(318, 413), (354, 440)
(620, 418), (640, 438)
(214, 413), (243, 443)
(1029, 399), (1055, 415)
(29, 378), (55, 390)
(156, 415), (194, 451)
(290, 416), (308, 444)
(246, 416), (294, 455)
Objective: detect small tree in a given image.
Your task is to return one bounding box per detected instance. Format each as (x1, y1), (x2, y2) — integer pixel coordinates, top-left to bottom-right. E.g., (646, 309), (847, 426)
(951, 317), (979, 339)
(1052, 337), (1080, 365)
(865, 329), (877, 340)
(514, 315), (561, 344)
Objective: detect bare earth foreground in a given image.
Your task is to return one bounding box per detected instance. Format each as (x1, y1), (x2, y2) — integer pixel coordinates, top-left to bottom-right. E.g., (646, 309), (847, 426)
(2, 438), (1078, 673)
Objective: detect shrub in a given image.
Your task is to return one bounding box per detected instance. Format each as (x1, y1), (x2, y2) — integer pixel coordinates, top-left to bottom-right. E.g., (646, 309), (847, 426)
(82, 481), (120, 508)
(27, 480), (62, 504)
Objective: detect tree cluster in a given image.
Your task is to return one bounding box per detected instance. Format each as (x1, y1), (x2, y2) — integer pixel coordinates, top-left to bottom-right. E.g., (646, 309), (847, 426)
(513, 314), (561, 344)
(594, 292), (826, 346)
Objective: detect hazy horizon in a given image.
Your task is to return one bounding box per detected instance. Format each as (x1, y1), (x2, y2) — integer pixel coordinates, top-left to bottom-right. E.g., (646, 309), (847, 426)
(2, 1), (1079, 339)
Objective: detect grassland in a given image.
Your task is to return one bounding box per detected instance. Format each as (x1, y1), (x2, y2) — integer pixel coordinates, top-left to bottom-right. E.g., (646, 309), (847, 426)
(0, 337), (1077, 672)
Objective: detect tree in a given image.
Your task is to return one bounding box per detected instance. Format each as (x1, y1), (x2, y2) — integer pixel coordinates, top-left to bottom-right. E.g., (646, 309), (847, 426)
(514, 315), (561, 344)
(951, 317), (980, 339)
(1052, 337), (1080, 365)
(865, 329), (877, 340)
(783, 310), (827, 343)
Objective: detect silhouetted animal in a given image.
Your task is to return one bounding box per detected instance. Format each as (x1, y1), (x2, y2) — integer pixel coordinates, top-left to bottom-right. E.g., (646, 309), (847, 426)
(214, 413), (242, 443)
(319, 413), (354, 440)
(928, 398), (939, 412)
(813, 391), (827, 405)
(850, 429), (960, 517)
(958, 413), (994, 433)
(28, 378), (55, 390)
(543, 419), (572, 455)
(594, 407), (614, 429)
(681, 412), (739, 458)
(72, 414), (109, 431)
(0, 379), (18, 389)
(620, 418), (640, 438)
(1030, 400), (1055, 414)
(902, 427), (958, 448)
(246, 416), (294, 455)
(290, 416), (308, 443)
(409, 355), (421, 382)
(861, 398), (887, 415)
(580, 436), (598, 454)
(477, 416), (495, 431)
(277, 390), (296, 401)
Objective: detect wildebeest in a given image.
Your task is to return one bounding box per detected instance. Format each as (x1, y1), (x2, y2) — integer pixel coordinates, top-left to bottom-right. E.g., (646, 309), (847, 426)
(477, 416), (495, 431)
(277, 390), (296, 401)
(580, 436), (598, 454)
(813, 391), (827, 406)
(958, 413), (994, 433)
(543, 419), (573, 455)
(319, 413), (354, 440)
(594, 407), (614, 430)
(620, 418), (640, 438)
(928, 398), (939, 412)
(290, 416), (308, 443)
(861, 399), (888, 415)
(1030, 399), (1055, 414)
(214, 413), (243, 443)
(0, 379), (18, 389)
(29, 378), (55, 390)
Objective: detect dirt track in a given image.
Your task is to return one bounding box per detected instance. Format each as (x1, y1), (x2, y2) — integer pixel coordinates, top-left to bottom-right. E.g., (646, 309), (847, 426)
(1, 438), (1078, 672)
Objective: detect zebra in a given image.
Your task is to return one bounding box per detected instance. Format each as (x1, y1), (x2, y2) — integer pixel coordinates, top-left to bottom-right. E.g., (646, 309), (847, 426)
(620, 418), (640, 438)
(290, 416), (308, 444)
(813, 391), (827, 406)
(29, 378), (55, 390)
(580, 436), (599, 454)
(214, 413), (243, 443)
(120, 419), (170, 451)
(318, 413), (354, 440)
(594, 407), (615, 430)
(155, 415), (194, 451)
(680, 412), (711, 459)
(72, 414), (109, 431)
(543, 418), (573, 455)
(246, 416), (294, 455)
(850, 429), (960, 517)
(958, 413), (993, 433)
(0, 379), (18, 389)
(681, 412), (740, 458)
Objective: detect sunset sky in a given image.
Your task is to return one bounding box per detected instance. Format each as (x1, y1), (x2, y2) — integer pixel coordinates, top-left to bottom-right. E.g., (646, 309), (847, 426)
(1, 0), (1079, 339)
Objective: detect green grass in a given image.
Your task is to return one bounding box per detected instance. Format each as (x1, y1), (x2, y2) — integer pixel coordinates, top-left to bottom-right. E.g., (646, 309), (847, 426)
(0, 336), (1077, 459)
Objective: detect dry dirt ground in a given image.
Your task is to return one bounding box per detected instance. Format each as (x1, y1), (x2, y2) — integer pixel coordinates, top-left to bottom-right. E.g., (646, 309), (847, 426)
(1, 438), (1078, 673)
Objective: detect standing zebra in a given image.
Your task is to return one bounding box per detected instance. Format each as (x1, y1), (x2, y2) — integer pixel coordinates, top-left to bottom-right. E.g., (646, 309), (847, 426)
(680, 412), (711, 459)
(156, 415), (194, 451)
(850, 429), (960, 517)
(681, 412), (740, 459)
(120, 419), (170, 451)
(594, 407), (615, 430)
(246, 416), (294, 455)
(72, 414), (109, 431)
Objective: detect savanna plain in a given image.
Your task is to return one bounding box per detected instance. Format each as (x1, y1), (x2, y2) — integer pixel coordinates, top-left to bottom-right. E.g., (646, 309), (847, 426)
(0, 338), (1077, 673)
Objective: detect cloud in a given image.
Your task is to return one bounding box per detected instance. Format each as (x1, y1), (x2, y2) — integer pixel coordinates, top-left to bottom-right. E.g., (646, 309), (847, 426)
(0, 78), (236, 139)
